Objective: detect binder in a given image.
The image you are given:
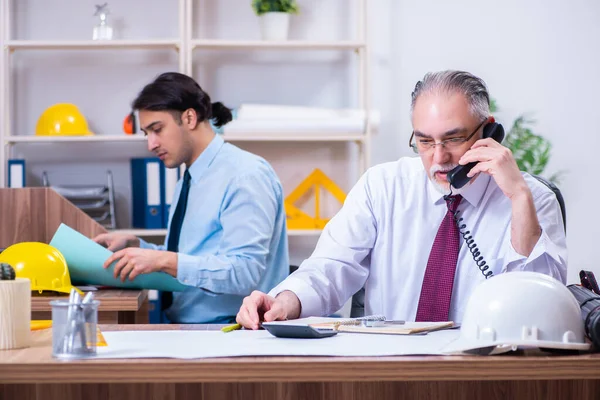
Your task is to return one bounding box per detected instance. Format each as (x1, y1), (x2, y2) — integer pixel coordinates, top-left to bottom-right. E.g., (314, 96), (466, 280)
(148, 289), (162, 324)
(130, 157), (164, 229)
(162, 165), (181, 228)
(7, 159), (25, 188)
(147, 289), (172, 324)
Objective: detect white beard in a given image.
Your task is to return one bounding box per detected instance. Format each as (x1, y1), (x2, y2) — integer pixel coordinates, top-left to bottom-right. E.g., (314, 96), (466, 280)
(429, 163), (473, 196)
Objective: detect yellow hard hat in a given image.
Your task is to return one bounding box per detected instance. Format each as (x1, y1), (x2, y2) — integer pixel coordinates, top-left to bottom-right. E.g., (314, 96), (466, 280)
(35, 103), (94, 136)
(0, 242), (83, 295)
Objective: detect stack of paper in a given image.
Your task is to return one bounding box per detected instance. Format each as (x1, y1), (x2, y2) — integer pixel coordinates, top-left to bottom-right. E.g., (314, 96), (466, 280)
(95, 329), (462, 359)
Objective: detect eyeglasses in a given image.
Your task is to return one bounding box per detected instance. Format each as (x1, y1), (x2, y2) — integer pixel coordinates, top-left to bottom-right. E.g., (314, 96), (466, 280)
(409, 119), (487, 154)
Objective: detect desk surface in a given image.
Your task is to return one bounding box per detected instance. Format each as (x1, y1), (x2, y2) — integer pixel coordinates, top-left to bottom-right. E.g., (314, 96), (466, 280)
(31, 289), (149, 312)
(1, 324), (600, 384)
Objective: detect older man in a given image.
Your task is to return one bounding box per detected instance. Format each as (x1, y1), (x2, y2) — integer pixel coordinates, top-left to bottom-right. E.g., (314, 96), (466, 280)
(235, 70), (566, 329)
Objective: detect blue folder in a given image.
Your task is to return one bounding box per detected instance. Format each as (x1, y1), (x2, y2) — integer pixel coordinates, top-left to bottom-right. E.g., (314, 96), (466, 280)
(131, 157), (164, 229)
(162, 165), (181, 228)
(7, 159), (25, 188)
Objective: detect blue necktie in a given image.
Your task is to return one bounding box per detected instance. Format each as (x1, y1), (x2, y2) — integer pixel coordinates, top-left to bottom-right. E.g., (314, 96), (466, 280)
(162, 169), (191, 310)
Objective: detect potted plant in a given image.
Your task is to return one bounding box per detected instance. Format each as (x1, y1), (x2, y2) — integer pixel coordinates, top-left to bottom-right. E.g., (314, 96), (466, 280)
(491, 99), (564, 184)
(252, 0), (299, 41)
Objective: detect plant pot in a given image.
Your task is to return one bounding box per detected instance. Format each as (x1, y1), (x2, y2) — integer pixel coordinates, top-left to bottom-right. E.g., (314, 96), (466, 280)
(0, 278), (31, 350)
(259, 12), (291, 41)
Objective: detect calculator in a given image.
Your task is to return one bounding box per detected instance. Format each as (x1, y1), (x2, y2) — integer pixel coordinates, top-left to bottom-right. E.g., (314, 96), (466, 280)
(261, 323), (338, 339)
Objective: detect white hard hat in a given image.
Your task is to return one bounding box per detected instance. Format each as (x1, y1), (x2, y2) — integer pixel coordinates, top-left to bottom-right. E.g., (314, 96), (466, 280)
(443, 271), (590, 354)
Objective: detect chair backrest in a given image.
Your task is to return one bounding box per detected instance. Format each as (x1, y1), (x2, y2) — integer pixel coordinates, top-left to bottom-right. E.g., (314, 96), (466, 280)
(532, 174), (566, 232)
(349, 174), (567, 318)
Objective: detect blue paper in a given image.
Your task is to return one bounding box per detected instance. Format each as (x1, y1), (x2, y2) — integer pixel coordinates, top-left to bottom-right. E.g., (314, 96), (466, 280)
(49, 223), (187, 292)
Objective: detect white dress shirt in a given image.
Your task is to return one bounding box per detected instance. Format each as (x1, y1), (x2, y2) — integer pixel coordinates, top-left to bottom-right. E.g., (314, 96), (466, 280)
(270, 157), (567, 323)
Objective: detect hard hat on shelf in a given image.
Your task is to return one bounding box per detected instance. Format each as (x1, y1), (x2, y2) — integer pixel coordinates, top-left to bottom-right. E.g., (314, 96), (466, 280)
(35, 103), (94, 136)
(444, 271), (590, 354)
(0, 242), (83, 295)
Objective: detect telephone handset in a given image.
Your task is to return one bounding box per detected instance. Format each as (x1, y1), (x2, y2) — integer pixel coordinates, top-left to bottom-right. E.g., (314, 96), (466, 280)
(446, 122), (505, 189)
(443, 121), (505, 280)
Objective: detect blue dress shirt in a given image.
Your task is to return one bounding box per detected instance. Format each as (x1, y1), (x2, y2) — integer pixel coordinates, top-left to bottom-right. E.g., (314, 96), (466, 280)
(140, 134), (289, 323)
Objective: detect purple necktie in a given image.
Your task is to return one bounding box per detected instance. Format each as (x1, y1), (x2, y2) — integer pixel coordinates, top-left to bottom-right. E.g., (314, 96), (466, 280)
(415, 195), (462, 322)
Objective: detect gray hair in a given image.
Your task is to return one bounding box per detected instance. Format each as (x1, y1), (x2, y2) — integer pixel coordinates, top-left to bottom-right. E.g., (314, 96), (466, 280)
(410, 70), (490, 121)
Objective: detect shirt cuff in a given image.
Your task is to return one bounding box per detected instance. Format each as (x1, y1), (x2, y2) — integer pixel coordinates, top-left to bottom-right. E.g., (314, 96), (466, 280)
(138, 238), (154, 250)
(176, 252), (203, 287)
(503, 228), (563, 268)
(268, 276), (323, 318)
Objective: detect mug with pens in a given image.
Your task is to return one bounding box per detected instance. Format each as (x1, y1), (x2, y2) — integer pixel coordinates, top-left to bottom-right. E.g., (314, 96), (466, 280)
(50, 288), (100, 359)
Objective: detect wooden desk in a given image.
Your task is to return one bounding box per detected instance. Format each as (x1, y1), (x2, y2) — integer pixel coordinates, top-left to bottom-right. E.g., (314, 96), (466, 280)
(31, 289), (149, 324)
(1, 324), (600, 400)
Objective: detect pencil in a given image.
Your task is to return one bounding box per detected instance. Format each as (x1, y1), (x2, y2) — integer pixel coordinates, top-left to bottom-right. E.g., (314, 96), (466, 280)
(221, 323), (242, 333)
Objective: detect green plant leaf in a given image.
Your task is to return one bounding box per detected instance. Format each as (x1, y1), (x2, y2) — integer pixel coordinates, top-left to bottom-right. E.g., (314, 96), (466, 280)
(491, 100), (564, 182)
(252, 0), (299, 15)
(490, 98), (498, 113)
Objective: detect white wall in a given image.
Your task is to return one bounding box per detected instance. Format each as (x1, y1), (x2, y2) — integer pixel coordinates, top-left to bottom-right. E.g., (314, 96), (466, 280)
(3, 0), (598, 284)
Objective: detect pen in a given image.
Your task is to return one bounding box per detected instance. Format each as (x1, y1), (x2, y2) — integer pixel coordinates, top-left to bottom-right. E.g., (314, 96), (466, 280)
(221, 323), (242, 333)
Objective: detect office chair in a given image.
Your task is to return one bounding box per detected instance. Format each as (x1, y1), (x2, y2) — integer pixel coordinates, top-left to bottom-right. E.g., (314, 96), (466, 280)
(349, 174), (567, 318)
(532, 175), (566, 232)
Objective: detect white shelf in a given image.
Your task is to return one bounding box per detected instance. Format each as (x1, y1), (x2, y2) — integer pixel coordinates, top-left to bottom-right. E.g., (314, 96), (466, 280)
(112, 228), (323, 237)
(4, 135), (147, 143)
(6, 39), (180, 50)
(4, 134), (364, 143)
(191, 40), (366, 51)
(8, 39), (363, 51)
(113, 229), (168, 237)
(222, 134), (365, 142)
(287, 229), (323, 237)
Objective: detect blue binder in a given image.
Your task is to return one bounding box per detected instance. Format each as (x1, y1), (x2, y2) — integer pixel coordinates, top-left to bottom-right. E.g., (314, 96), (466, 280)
(130, 157), (164, 229)
(148, 289), (172, 324)
(162, 165), (181, 228)
(7, 159), (25, 188)
(148, 290), (162, 324)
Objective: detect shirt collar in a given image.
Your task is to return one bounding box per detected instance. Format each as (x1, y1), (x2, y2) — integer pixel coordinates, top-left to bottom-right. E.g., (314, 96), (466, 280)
(428, 172), (491, 208)
(187, 134), (225, 183)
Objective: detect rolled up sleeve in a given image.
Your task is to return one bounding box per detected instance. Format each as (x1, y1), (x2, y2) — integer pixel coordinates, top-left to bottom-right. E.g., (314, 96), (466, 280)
(502, 191), (567, 283)
(139, 239), (165, 251)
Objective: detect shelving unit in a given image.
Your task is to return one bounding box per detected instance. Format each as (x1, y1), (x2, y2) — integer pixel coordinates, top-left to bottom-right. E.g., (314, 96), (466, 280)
(3, 135), (148, 143)
(190, 39), (366, 50)
(112, 228), (168, 237)
(3, 134), (365, 144)
(5, 39), (181, 50)
(184, 0), (372, 180)
(0, 0), (188, 189)
(0, 0), (371, 238)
